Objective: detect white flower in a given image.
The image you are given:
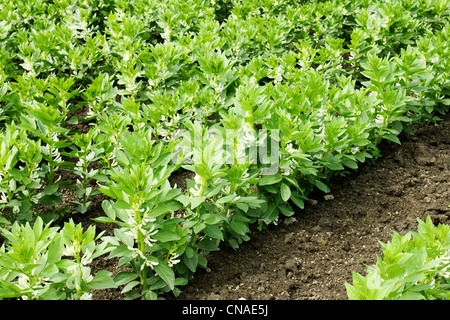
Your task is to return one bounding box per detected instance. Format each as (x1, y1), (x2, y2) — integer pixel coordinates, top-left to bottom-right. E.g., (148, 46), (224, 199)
(375, 114), (384, 125)
(80, 292), (93, 300)
(274, 70), (283, 84)
(162, 27), (171, 40)
(285, 143), (296, 154)
(168, 252), (181, 267)
(128, 247), (159, 271)
(242, 130), (257, 146)
(81, 248), (93, 265)
(123, 51), (131, 62)
(214, 84), (224, 94)
(31, 192), (43, 204)
(234, 145), (247, 164)
(0, 192), (7, 204)
(17, 274), (30, 290)
(189, 184), (203, 197)
(63, 245), (78, 257)
(75, 158), (84, 170)
(172, 114), (181, 125)
(222, 185), (231, 194)
(158, 127), (172, 141)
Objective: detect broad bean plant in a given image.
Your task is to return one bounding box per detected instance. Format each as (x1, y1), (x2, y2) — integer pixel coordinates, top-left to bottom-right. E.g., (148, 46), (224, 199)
(0, 0), (449, 299)
(346, 217), (450, 300)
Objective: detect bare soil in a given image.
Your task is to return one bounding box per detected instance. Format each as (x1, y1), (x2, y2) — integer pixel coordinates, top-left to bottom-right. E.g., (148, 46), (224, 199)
(83, 112), (449, 300)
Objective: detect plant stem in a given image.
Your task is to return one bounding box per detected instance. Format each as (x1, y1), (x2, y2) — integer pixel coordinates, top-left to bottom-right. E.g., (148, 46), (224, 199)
(137, 229), (148, 293)
(134, 205), (148, 293)
(75, 249), (82, 300)
(47, 129), (55, 186)
(82, 157), (88, 207)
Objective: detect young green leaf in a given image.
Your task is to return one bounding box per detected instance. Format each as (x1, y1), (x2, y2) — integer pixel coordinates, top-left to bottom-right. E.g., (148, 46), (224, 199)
(153, 261), (175, 291)
(280, 183), (291, 202)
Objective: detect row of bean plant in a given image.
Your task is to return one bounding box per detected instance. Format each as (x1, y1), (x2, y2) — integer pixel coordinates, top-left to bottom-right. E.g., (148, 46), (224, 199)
(0, 0), (449, 299)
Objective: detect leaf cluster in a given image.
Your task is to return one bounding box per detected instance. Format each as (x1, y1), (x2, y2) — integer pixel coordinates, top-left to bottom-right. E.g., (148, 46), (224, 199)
(346, 217), (450, 300)
(0, 0), (449, 300)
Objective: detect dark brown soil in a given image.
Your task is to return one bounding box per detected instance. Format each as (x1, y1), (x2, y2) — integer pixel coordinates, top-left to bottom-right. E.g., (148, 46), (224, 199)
(85, 112), (449, 300)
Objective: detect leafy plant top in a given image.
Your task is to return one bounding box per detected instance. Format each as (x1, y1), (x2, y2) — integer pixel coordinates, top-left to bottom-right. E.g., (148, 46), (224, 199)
(0, 0), (449, 299)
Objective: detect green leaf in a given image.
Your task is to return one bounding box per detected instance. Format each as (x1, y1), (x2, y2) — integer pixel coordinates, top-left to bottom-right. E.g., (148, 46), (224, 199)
(47, 235), (64, 264)
(236, 202), (248, 212)
(263, 204), (278, 222)
(190, 196), (206, 210)
(203, 224), (223, 240)
(282, 175), (300, 189)
(91, 216), (115, 223)
(342, 156), (358, 169)
(153, 230), (181, 242)
(154, 261), (175, 290)
(175, 277), (189, 286)
(0, 279), (26, 299)
(230, 220), (248, 235)
(280, 183), (291, 202)
(121, 280), (140, 294)
(216, 194), (237, 204)
(183, 250), (198, 272)
(237, 196), (265, 208)
(114, 229), (134, 248)
(0, 215), (11, 225)
(5, 199), (20, 208)
(314, 180), (330, 193)
(143, 290), (158, 300)
(278, 203), (295, 217)
(258, 173), (282, 186)
(149, 200), (182, 218)
(383, 134), (401, 144)
(399, 291), (425, 300)
(232, 213), (251, 222)
(67, 116), (79, 125)
(193, 222), (206, 234)
(101, 200), (116, 221)
(89, 270), (118, 290)
(39, 194), (62, 207)
(202, 213), (227, 225)
(196, 238), (219, 251)
(113, 271), (138, 286)
(114, 200), (132, 210)
(43, 185), (59, 195)
(290, 192), (305, 209)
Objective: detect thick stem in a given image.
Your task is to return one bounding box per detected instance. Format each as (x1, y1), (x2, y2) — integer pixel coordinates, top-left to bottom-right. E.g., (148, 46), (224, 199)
(82, 157), (89, 207)
(48, 144), (54, 186)
(75, 249), (82, 300)
(138, 229), (148, 293)
(134, 206), (147, 293)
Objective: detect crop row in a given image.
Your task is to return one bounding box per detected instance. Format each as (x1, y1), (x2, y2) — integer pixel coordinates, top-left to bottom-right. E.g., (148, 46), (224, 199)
(0, 0), (449, 299)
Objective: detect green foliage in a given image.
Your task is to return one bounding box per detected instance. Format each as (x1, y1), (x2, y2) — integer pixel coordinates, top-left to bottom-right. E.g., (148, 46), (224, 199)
(346, 217), (450, 300)
(0, 217), (115, 300)
(0, 0), (448, 300)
